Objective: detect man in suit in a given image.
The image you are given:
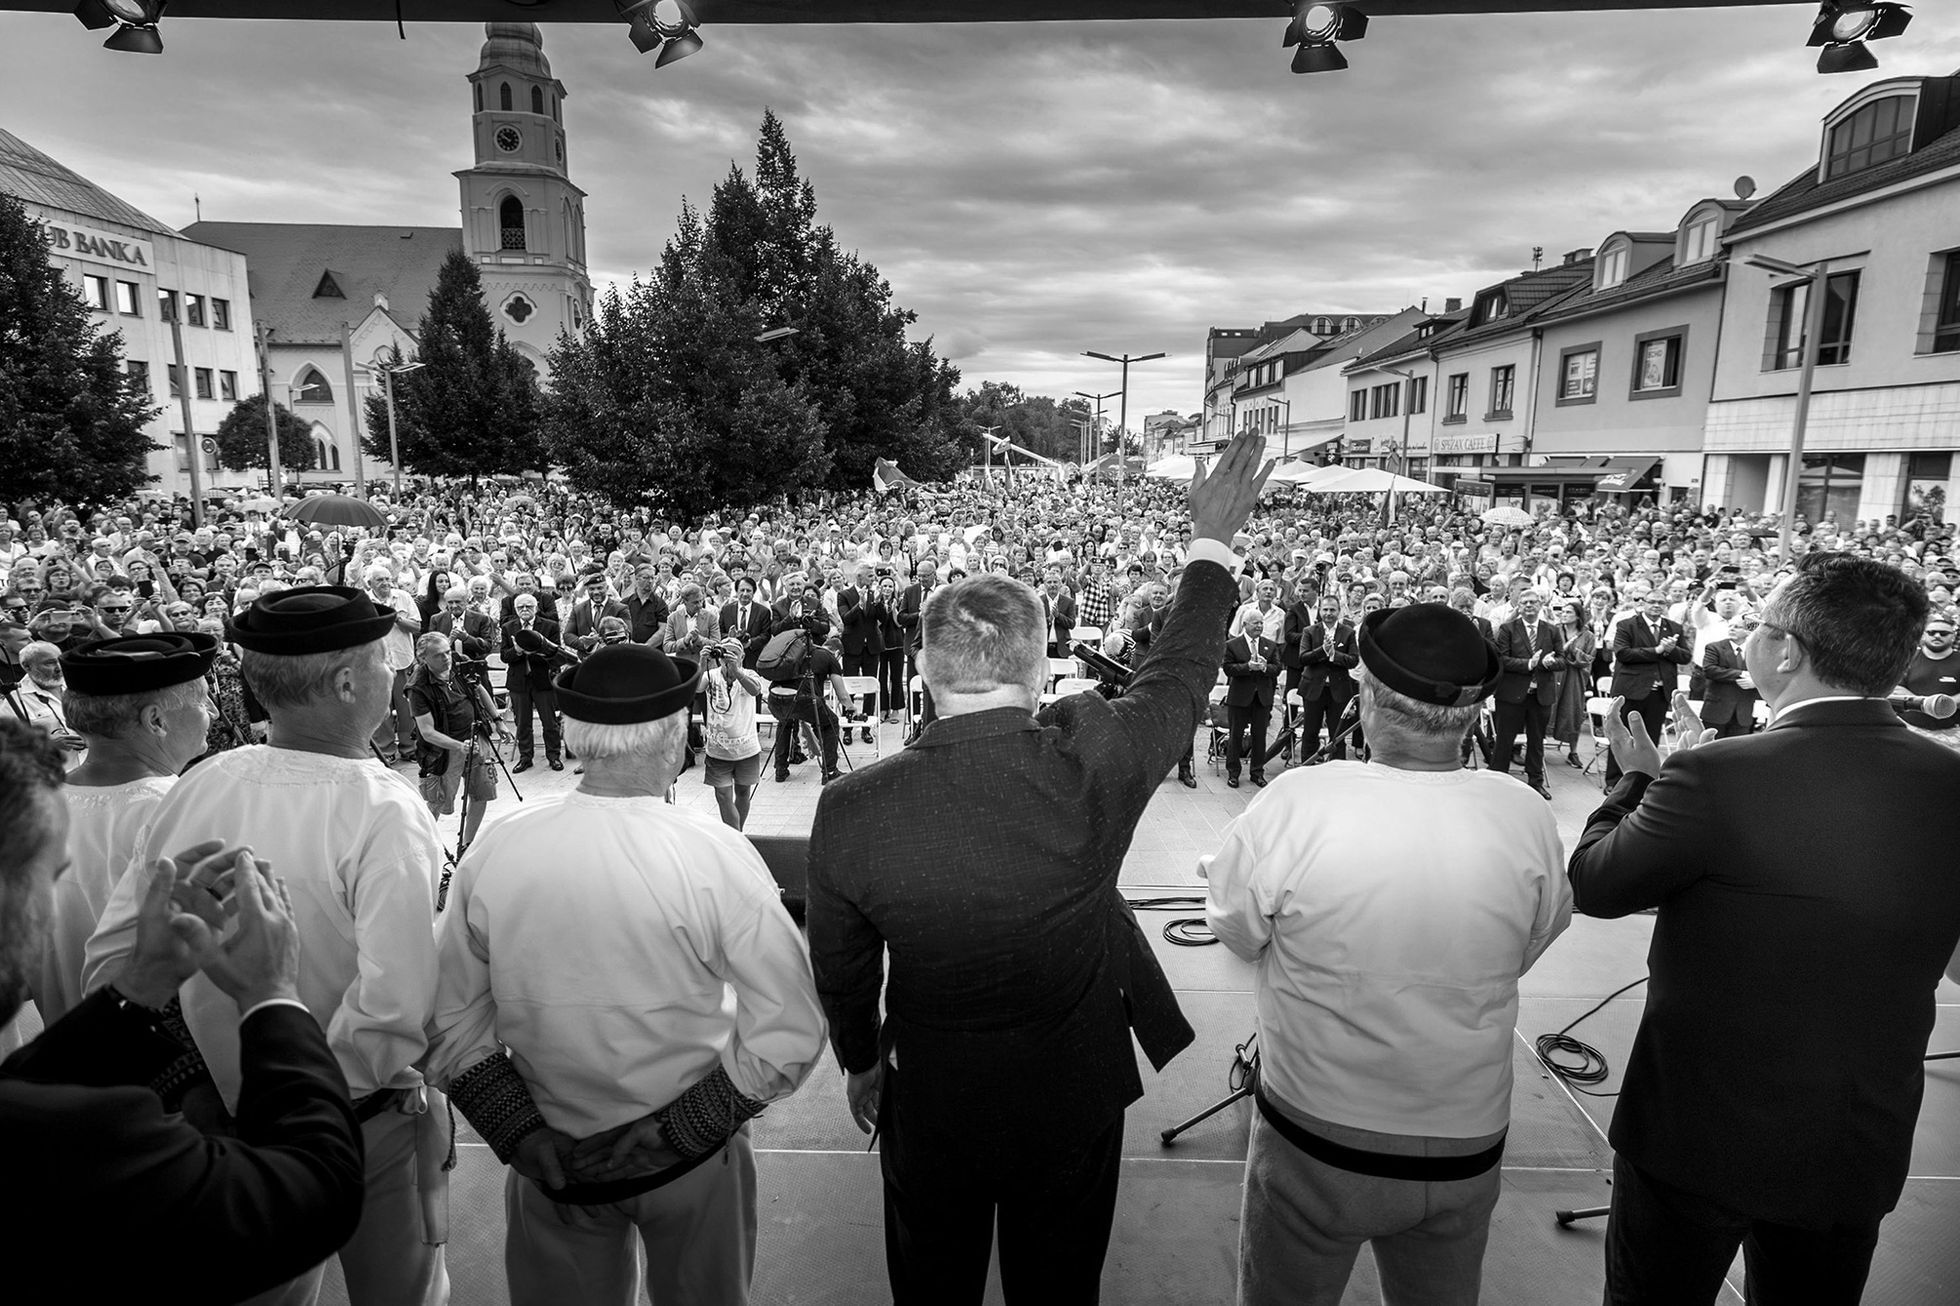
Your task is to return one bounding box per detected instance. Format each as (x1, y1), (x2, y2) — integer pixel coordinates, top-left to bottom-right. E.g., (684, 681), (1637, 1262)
(838, 563), (882, 736)
(1296, 595), (1359, 761)
(503, 593), (567, 772)
(1607, 589), (1692, 784)
(1222, 607), (1283, 788)
(1038, 568), (1078, 658)
(719, 575), (775, 671)
(1492, 588), (1562, 798)
(1697, 620), (1759, 740)
(565, 571), (627, 655)
(805, 432), (1272, 1305)
(1570, 555), (1960, 1305)
(0, 736), (364, 1302)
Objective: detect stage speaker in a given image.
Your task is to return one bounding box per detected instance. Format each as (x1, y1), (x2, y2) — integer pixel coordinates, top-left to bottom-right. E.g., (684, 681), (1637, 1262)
(746, 834), (809, 925)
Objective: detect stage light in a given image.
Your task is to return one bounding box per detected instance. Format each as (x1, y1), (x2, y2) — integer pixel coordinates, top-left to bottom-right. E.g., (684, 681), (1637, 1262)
(74, 0), (166, 53)
(621, 0), (704, 68)
(1806, 3), (1912, 75)
(1285, 3), (1368, 75)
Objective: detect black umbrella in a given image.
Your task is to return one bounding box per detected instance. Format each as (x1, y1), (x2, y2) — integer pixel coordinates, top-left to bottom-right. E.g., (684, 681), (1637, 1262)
(283, 494), (390, 531)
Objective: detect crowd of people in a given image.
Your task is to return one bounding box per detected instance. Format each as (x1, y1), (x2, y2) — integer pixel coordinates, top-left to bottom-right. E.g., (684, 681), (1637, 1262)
(1, 434), (1958, 1306)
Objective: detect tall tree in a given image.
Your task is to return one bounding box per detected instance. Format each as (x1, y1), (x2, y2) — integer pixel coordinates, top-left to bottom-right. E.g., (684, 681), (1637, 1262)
(0, 194), (159, 510)
(213, 393), (317, 473)
(361, 250), (545, 485)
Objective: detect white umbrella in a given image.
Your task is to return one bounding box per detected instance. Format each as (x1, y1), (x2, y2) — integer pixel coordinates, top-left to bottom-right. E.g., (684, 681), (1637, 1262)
(1481, 505), (1535, 527)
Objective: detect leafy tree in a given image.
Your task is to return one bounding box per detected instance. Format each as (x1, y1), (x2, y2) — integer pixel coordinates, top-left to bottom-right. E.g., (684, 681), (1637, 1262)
(213, 393), (317, 472)
(361, 250), (545, 485)
(0, 193), (159, 510)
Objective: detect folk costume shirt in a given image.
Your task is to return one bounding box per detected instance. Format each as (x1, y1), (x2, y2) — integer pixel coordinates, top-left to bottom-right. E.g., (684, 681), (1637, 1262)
(427, 793), (826, 1137)
(1204, 761), (1572, 1138)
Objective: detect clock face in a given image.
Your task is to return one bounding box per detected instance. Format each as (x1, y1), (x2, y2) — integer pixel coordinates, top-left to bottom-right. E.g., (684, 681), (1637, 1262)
(495, 126), (522, 153)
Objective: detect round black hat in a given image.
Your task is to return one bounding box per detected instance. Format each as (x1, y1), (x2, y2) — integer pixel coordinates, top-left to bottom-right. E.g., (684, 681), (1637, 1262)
(555, 645), (700, 725)
(228, 585), (397, 655)
(62, 632), (219, 696)
(1358, 604), (1501, 708)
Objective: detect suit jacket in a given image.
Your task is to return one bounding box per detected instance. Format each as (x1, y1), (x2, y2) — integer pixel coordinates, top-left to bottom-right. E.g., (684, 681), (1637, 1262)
(1612, 613), (1692, 700)
(1568, 699), (1960, 1225)
(661, 604), (720, 659)
(805, 560), (1241, 1153)
(430, 607), (498, 662)
(718, 599), (776, 669)
(0, 992), (363, 1301)
(1296, 619), (1358, 701)
(1040, 590), (1078, 658)
(1698, 638), (1758, 726)
(1493, 616), (1561, 706)
(1222, 634), (1282, 708)
(500, 615), (566, 691)
(566, 597), (628, 651)
(838, 586), (880, 658)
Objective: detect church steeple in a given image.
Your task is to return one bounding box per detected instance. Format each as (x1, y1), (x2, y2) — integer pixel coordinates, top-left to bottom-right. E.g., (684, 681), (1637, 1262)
(456, 22), (592, 378)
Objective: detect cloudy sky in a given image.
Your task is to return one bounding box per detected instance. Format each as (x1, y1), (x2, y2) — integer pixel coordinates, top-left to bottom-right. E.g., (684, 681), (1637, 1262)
(3, 5), (1957, 422)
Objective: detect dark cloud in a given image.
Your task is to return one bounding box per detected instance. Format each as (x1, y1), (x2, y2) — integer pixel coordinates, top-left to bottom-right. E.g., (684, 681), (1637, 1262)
(3, 8), (1956, 420)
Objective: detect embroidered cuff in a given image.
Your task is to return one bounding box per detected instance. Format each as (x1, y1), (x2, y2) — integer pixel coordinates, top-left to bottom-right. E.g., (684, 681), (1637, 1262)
(657, 1065), (768, 1161)
(447, 1054), (547, 1163)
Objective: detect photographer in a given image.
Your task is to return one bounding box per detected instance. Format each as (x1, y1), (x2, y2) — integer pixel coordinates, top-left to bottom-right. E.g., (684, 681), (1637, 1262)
(408, 631), (508, 852)
(702, 637), (764, 829)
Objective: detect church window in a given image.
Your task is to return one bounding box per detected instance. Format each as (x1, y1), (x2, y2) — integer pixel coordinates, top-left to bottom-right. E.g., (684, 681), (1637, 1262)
(500, 82), (512, 111)
(531, 85), (544, 115)
(500, 197), (526, 251)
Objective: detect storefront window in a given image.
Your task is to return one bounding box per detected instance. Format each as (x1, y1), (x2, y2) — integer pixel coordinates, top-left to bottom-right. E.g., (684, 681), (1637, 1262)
(1796, 453), (1864, 527)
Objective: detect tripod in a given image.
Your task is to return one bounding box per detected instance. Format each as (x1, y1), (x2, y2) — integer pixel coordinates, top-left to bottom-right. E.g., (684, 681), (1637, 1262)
(1162, 1033), (1260, 1145)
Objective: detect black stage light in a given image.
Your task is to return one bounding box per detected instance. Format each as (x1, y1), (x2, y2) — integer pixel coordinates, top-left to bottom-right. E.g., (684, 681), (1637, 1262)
(75, 0), (165, 53)
(622, 0), (704, 68)
(1285, 3), (1368, 75)
(1807, 2), (1912, 75)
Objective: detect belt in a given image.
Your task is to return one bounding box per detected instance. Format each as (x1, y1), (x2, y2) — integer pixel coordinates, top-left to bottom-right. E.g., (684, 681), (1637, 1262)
(1254, 1089), (1503, 1182)
(354, 1087), (412, 1123)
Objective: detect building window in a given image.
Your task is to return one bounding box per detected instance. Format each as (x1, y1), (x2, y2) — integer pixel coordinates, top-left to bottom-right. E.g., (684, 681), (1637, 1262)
(126, 360), (149, 396)
(1927, 250), (1960, 354)
(1768, 271), (1859, 369)
(1797, 453), (1864, 527)
(1597, 245), (1629, 290)
(219, 370), (238, 402)
(166, 364), (182, 398)
(500, 196), (526, 251)
(500, 82), (512, 111)
(1905, 452), (1949, 522)
(115, 281), (141, 316)
(185, 294), (205, 327)
(1405, 375), (1427, 414)
(1558, 345), (1599, 404)
(211, 297), (231, 331)
(1445, 373), (1469, 422)
(1487, 365), (1515, 419)
(1824, 95), (1914, 181)
(194, 367), (214, 400)
(82, 273), (110, 310)
(1370, 383), (1398, 420)
(1681, 216), (1720, 264)
(293, 366), (332, 404)
(1348, 390), (1367, 422)
(530, 85), (545, 115)
(1631, 328), (1688, 397)
(157, 288), (178, 321)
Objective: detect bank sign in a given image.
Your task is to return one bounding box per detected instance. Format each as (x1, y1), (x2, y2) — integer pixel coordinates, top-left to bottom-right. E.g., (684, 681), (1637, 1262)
(33, 214), (154, 272)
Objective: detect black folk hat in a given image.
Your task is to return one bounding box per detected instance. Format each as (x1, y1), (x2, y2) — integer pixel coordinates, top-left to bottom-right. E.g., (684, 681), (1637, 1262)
(228, 585), (397, 655)
(1358, 604), (1501, 708)
(62, 632), (219, 696)
(555, 645), (700, 725)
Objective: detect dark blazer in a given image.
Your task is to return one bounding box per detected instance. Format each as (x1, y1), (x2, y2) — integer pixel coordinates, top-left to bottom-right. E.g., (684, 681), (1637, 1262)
(1568, 699), (1960, 1226)
(1493, 616), (1561, 706)
(500, 615), (566, 692)
(806, 561), (1241, 1153)
(718, 598), (775, 669)
(838, 586), (880, 658)
(1222, 633), (1282, 708)
(1612, 612), (1692, 700)
(1296, 619), (1358, 701)
(0, 992), (363, 1301)
(1039, 590), (1078, 657)
(1698, 638), (1758, 727)
(430, 607), (498, 662)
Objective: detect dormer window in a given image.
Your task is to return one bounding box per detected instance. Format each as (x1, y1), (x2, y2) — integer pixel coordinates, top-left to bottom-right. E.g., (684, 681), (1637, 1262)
(1680, 214), (1721, 264)
(1824, 93), (1914, 180)
(1597, 244), (1629, 290)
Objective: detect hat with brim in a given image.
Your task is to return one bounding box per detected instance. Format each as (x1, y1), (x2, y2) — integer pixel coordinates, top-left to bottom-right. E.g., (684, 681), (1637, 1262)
(62, 632), (219, 695)
(555, 645), (699, 725)
(228, 585), (397, 655)
(1358, 604), (1501, 708)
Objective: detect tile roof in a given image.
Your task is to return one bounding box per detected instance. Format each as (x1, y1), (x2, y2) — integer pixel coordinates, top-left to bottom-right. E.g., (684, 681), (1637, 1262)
(182, 221), (464, 346)
(0, 128), (176, 237)
(1727, 102), (1960, 237)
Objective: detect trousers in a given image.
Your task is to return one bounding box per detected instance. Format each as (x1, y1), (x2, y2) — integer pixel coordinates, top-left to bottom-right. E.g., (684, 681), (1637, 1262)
(504, 1131), (758, 1306)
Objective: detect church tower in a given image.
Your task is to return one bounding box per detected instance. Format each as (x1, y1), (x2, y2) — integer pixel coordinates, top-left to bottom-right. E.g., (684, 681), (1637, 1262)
(456, 22), (591, 381)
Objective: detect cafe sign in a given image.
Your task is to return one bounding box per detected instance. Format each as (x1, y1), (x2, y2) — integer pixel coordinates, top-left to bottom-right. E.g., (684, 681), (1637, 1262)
(32, 213), (154, 271)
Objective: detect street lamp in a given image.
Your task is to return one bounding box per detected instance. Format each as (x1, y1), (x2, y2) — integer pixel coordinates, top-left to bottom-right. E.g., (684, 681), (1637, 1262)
(1074, 389), (1119, 467)
(372, 346), (425, 499)
(1745, 252), (1832, 563)
(1082, 349), (1166, 487)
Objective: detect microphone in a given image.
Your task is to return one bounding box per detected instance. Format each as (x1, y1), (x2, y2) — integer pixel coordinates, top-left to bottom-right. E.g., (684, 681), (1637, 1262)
(1889, 692), (1957, 721)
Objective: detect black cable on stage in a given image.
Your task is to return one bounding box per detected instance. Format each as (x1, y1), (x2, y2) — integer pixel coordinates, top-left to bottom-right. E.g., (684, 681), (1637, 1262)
(1124, 894), (1216, 946)
(1533, 976), (1648, 1097)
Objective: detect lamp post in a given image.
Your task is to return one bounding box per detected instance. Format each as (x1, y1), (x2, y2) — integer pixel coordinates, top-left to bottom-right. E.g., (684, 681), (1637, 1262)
(373, 346), (424, 499)
(1074, 389), (1119, 468)
(1083, 349), (1166, 487)
(1745, 253), (1832, 564)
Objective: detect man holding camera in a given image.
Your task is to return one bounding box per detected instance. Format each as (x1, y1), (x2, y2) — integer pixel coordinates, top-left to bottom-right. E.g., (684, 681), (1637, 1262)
(408, 631), (509, 854)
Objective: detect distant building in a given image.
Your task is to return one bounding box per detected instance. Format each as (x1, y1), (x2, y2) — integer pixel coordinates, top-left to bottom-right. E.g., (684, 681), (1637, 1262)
(1, 127), (260, 497)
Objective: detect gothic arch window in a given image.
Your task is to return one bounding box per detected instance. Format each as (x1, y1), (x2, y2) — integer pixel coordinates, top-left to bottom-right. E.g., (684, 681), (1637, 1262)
(500, 197), (527, 251)
(500, 82), (512, 111)
(531, 85), (544, 115)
